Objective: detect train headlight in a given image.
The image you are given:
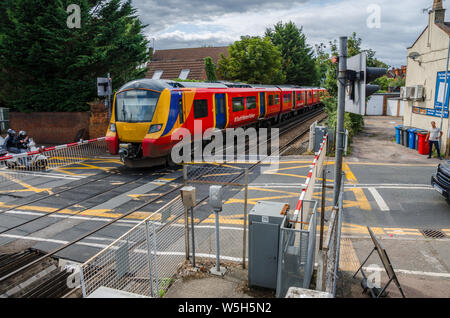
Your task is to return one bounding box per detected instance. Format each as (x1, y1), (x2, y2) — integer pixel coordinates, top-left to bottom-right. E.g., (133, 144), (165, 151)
(148, 124), (163, 133)
(110, 123), (116, 132)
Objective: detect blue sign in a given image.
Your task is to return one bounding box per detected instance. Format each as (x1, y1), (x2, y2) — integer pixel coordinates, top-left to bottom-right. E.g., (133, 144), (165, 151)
(435, 71), (450, 111)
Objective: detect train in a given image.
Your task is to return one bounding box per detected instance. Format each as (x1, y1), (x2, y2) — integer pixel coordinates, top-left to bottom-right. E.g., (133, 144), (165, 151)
(105, 79), (327, 167)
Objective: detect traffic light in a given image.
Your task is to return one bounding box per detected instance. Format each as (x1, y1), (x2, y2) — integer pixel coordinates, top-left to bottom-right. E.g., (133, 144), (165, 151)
(345, 52), (387, 115)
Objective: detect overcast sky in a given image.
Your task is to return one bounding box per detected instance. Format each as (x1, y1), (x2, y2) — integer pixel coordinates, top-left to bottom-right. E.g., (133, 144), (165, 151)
(132, 0), (445, 67)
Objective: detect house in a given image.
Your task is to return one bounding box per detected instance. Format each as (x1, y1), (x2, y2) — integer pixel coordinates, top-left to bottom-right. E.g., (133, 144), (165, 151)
(146, 47), (229, 81)
(404, 0), (450, 156)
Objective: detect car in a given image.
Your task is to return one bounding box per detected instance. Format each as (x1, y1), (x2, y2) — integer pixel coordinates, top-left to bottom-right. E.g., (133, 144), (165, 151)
(431, 160), (450, 200)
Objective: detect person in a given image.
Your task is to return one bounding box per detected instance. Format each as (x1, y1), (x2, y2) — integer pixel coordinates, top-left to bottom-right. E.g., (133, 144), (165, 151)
(425, 121), (443, 160)
(4, 129), (20, 154)
(16, 130), (29, 152)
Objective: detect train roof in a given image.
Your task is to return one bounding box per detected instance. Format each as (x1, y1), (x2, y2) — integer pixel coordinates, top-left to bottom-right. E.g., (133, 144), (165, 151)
(117, 79), (326, 93)
(118, 79), (174, 92)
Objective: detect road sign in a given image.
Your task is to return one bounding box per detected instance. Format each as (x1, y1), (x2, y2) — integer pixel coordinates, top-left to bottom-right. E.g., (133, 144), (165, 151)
(345, 52), (387, 115)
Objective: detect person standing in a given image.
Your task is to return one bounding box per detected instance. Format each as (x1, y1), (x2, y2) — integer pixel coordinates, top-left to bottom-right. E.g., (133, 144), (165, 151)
(425, 121), (443, 160)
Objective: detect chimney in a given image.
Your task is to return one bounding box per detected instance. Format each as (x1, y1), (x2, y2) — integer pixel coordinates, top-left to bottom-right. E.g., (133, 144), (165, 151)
(432, 0), (446, 24)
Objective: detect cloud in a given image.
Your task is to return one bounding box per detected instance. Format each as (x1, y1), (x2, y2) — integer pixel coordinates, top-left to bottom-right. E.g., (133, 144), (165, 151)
(132, 0), (439, 67)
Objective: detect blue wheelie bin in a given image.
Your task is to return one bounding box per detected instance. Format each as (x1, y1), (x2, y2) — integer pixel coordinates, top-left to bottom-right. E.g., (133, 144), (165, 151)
(395, 125), (403, 144)
(408, 128), (418, 149)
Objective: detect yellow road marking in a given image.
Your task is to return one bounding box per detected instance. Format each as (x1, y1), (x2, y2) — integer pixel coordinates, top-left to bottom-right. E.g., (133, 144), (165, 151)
(0, 172), (53, 195)
(342, 162), (371, 211)
(339, 239), (361, 272)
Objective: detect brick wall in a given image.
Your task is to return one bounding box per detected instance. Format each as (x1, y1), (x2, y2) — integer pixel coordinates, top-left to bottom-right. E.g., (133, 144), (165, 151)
(9, 102), (110, 145)
(10, 112), (90, 144)
(89, 101), (109, 139)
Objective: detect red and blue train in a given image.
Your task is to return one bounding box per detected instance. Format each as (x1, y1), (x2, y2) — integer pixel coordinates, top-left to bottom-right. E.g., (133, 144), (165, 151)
(105, 79), (327, 167)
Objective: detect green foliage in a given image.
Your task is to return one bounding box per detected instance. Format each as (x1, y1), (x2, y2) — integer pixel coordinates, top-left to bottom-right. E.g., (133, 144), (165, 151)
(217, 36), (285, 84)
(171, 78), (202, 82)
(265, 21), (318, 86)
(0, 0), (150, 112)
(372, 76), (405, 93)
(204, 56), (217, 81)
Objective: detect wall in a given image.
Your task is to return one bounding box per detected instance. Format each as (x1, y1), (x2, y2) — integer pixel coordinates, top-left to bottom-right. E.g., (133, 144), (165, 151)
(10, 112), (90, 144)
(404, 16), (450, 155)
(9, 101), (110, 145)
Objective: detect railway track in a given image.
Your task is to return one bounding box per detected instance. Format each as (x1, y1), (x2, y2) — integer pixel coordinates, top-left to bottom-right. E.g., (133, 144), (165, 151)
(0, 106), (326, 298)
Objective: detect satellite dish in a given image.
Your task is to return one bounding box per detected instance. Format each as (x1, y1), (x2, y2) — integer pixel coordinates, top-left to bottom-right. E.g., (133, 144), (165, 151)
(408, 52), (421, 60)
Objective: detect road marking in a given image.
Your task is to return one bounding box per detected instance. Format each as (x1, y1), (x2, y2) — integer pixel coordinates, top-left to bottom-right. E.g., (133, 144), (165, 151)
(342, 162), (371, 211)
(339, 239), (361, 272)
(368, 187), (390, 211)
(361, 266), (450, 278)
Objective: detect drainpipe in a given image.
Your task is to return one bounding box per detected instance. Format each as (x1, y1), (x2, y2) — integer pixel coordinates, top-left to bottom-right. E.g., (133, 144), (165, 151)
(440, 36), (450, 156)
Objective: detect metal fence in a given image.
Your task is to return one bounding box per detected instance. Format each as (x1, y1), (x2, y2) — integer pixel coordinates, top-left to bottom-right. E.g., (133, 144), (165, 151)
(183, 163), (249, 267)
(80, 195), (187, 298)
(0, 137), (108, 194)
(276, 200), (318, 298)
(315, 179), (344, 296)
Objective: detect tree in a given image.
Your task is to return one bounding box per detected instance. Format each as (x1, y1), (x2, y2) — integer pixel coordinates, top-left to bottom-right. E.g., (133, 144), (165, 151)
(0, 0), (150, 112)
(204, 57), (217, 81)
(217, 36), (285, 84)
(265, 21), (318, 86)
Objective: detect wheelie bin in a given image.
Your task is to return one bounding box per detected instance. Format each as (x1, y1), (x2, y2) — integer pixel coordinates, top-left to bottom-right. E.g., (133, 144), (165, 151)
(402, 126), (411, 146)
(395, 125), (403, 144)
(408, 128), (418, 149)
(417, 131), (430, 155)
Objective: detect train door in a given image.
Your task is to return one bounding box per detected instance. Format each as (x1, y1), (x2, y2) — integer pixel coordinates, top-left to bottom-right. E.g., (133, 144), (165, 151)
(215, 93), (226, 129)
(259, 92), (266, 118)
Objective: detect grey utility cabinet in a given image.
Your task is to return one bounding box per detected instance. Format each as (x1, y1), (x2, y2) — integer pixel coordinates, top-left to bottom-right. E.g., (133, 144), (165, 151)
(314, 126), (328, 152)
(248, 201), (290, 289)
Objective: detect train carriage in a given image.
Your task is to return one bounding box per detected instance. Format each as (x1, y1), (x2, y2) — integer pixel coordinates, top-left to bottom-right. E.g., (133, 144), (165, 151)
(106, 79), (326, 167)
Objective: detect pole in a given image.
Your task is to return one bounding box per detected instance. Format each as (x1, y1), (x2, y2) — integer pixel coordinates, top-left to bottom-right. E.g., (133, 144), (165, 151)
(333, 36), (348, 205)
(440, 36), (450, 155)
(319, 168), (326, 251)
(145, 221), (154, 297)
(242, 168), (248, 269)
(184, 207), (189, 261)
(107, 72), (112, 120)
(190, 207), (196, 267)
(215, 210), (220, 272)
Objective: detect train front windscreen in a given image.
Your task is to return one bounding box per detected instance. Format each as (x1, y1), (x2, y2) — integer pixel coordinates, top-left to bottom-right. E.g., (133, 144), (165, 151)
(115, 89), (160, 123)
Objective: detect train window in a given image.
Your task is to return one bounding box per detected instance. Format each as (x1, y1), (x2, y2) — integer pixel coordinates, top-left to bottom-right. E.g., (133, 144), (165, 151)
(232, 97), (245, 112)
(269, 95), (274, 106)
(296, 93), (301, 102)
(274, 94), (280, 105)
(288, 94), (292, 103)
(116, 89), (160, 123)
(194, 99), (208, 119)
(178, 99), (184, 124)
(246, 96), (257, 109)
(283, 94), (289, 104)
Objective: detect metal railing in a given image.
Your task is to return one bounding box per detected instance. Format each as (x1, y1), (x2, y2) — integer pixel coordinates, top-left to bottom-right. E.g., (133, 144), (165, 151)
(0, 137), (109, 194)
(80, 195), (187, 298)
(315, 178), (344, 296)
(276, 200), (318, 298)
(183, 163), (249, 267)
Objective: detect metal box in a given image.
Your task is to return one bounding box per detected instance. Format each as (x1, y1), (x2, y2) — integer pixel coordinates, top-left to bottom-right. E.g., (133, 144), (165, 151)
(314, 126), (328, 152)
(248, 201), (290, 289)
(180, 186), (196, 209)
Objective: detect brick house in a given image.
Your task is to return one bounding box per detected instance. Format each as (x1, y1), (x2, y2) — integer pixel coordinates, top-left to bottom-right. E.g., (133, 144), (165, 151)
(146, 46), (229, 81)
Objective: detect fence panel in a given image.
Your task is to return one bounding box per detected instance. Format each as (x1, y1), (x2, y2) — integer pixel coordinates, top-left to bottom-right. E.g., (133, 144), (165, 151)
(81, 195), (187, 298)
(276, 200), (317, 298)
(0, 138), (109, 195)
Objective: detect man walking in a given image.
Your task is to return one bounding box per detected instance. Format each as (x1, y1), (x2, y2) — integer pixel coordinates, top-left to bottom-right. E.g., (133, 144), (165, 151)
(425, 121), (443, 160)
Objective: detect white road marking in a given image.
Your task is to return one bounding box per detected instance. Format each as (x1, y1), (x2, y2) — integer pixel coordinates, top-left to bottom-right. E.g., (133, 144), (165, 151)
(368, 187), (390, 211)
(362, 266), (450, 278)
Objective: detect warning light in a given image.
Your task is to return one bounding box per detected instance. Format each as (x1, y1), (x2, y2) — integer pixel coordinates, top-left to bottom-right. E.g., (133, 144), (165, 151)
(331, 56), (339, 64)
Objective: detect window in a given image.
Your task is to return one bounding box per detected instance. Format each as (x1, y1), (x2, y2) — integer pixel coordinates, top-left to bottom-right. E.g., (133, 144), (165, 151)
(179, 69), (190, 80)
(152, 70), (163, 80)
(246, 96), (257, 109)
(274, 94), (280, 105)
(232, 97), (245, 112)
(116, 89), (160, 123)
(284, 94), (289, 104)
(269, 95), (274, 106)
(296, 92), (302, 102)
(288, 93), (292, 103)
(194, 99), (208, 119)
(178, 99), (184, 124)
